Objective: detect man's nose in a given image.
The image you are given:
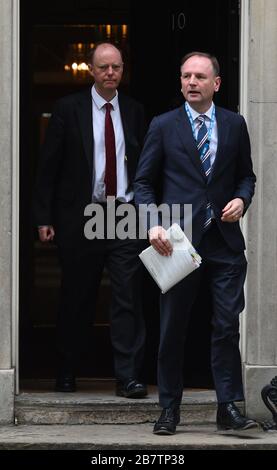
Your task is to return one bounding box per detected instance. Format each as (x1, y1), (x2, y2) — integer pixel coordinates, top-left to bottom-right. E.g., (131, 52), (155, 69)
(107, 66), (114, 74)
(189, 75), (197, 85)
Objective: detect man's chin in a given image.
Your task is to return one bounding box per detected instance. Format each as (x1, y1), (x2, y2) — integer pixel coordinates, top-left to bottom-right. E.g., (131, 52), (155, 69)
(104, 82), (117, 88)
(187, 94), (201, 101)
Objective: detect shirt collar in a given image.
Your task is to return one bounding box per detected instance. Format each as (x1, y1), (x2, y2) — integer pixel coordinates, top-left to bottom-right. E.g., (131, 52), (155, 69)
(186, 102), (214, 121)
(91, 85), (119, 110)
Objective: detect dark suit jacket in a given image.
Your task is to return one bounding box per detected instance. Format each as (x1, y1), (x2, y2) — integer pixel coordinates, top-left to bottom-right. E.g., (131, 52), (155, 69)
(134, 105), (256, 252)
(33, 88), (145, 248)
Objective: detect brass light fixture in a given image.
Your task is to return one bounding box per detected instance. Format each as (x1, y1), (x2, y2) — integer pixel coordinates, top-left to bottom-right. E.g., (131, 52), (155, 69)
(64, 25), (128, 76)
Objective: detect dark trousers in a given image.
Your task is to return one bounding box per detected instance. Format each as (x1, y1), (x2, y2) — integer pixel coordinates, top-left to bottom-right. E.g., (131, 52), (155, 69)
(158, 221), (247, 408)
(56, 235), (145, 382)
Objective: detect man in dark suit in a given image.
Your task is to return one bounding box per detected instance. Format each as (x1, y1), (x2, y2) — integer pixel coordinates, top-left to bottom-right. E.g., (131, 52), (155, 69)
(33, 42), (147, 398)
(134, 52), (257, 433)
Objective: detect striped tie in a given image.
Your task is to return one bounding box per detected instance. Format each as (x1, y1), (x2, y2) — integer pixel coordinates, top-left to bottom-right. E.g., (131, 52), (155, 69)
(197, 115), (212, 230)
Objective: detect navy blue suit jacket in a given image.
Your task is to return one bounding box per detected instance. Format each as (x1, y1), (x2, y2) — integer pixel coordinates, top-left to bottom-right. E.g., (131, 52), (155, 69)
(134, 105), (256, 252)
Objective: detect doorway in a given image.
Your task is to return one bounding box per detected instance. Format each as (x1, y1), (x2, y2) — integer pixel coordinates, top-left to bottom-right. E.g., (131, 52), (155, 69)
(19, 0), (240, 387)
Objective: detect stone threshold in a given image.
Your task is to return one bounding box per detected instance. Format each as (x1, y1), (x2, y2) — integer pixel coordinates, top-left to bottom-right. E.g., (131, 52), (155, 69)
(0, 423), (273, 450)
(16, 379), (218, 425)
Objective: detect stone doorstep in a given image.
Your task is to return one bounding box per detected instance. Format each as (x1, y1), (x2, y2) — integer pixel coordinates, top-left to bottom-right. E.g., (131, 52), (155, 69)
(15, 402), (217, 426)
(16, 380), (223, 425)
(0, 424), (274, 451)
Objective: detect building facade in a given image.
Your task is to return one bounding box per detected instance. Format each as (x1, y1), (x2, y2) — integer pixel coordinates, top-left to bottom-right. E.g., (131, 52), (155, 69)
(0, 0), (276, 423)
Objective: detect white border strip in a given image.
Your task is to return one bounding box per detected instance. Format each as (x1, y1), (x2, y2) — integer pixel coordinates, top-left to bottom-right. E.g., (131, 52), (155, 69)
(240, 0), (249, 120)
(239, 0), (250, 363)
(12, 0), (20, 395)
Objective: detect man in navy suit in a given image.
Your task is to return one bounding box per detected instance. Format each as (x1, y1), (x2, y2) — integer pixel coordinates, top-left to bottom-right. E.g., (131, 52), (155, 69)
(33, 43), (147, 398)
(134, 52), (257, 434)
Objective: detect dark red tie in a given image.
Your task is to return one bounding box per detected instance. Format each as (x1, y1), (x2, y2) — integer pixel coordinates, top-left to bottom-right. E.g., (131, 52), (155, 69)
(104, 102), (117, 197)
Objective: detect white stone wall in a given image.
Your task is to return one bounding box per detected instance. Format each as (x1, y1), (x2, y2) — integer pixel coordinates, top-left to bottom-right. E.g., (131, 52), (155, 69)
(0, 0), (12, 368)
(244, 0), (277, 419)
(0, 0), (15, 423)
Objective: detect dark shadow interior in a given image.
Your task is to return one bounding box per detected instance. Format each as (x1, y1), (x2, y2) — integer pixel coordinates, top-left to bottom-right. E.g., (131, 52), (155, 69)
(19, 0), (239, 388)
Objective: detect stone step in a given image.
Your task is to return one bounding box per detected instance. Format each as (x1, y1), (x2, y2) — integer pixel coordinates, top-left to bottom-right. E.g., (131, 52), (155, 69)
(0, 423), (272, 450)
(16, 379), (219, 425)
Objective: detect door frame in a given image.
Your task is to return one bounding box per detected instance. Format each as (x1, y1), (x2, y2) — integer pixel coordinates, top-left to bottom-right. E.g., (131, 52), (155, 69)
(239, 0), (250, 363)
(13, 0), (249, 390)
(12, 0), (20, 394)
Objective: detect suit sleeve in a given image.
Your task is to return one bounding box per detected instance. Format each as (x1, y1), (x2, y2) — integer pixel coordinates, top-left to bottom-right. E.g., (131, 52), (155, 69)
(134, 117), (166, 231)
(233, 116), (256, 214)
(33, 100), (65, 226)
(134, 117), (164, 206)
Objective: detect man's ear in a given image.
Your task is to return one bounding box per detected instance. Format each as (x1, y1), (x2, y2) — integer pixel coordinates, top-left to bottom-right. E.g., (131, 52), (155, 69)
(214, 76), (221, 92)
(88, 63), (94, 78)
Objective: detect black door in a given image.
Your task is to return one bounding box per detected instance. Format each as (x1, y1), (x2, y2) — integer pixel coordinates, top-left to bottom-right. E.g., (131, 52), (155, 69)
(20, 0), (239, 387)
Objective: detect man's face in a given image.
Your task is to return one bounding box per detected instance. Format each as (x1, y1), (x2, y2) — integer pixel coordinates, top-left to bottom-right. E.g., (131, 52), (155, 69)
(180, 56), (221, 112)
(89, 45), (123, 96)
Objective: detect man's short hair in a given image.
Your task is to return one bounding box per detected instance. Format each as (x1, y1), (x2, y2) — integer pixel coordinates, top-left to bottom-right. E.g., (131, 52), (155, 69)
(181, 52), (220, 76)
(88, 42), (123, 65)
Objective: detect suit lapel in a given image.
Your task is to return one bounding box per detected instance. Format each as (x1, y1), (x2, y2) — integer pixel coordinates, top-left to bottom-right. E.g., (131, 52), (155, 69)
(118, 93), (133, 157)
(209, 107), (230, 182)
(175, 106), (206, 180)
(76, 88), (93, 178)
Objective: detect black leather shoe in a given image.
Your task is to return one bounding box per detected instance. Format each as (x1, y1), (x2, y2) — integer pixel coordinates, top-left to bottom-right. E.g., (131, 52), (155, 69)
(217, 402), (258, 431)
(55, 373), (76, 392)
(116, 378), (147, 398)
(153, 407), (180, 435)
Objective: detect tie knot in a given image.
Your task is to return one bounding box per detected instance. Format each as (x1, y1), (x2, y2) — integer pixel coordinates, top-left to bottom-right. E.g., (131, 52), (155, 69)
(197, 114), (206, 124)
(105, 102), (113, 112)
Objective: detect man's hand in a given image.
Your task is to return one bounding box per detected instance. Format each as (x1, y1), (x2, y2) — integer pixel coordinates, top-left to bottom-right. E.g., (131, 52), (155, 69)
(38, 225), (55, 242)
(148, 226), (173, 256)
(221, 198), (244, 223)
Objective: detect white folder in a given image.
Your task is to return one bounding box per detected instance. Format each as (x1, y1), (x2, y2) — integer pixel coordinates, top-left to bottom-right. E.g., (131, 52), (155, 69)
(139, 223), (201, 294)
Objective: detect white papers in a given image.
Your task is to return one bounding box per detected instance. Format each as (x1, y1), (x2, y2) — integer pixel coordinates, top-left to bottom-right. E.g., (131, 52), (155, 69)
(139, 224), (201, 294)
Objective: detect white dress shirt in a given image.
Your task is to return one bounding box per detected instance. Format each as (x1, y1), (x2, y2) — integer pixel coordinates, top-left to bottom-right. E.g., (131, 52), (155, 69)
(186, 101), (218, 168)
(187, 102), (218, 218)
(91, 85), (133, 202)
